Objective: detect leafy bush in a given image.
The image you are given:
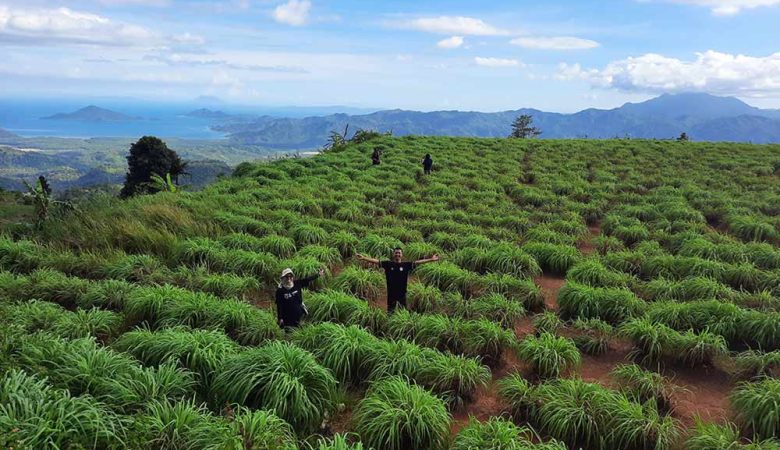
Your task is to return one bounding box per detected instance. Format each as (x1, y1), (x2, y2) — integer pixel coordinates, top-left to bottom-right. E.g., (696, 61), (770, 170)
(353, 377), (450, 450)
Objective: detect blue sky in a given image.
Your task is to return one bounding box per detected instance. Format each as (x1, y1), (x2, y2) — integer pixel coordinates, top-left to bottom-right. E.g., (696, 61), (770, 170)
(1, 0), (779, 112)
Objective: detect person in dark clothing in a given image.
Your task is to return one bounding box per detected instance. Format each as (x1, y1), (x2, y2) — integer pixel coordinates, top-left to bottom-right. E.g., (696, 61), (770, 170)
(356, 248), (439, 313)
(371, 147), (382, 165)
(422, 154), (433, 175)
(275, 267), (324, 330)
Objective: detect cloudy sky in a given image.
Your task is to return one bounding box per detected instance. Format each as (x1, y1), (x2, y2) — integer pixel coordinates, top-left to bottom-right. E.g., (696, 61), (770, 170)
(1, 0), (779, 112)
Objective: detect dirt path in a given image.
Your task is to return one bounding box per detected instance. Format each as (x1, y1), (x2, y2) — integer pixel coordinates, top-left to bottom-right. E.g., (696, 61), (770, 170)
(534, 275), (565, 311)
(578, 223), (601, 256)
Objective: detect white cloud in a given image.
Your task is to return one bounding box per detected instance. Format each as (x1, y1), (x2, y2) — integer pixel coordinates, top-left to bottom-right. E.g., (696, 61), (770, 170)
(656, 0), (780, 15)
(474, 56), (522, 68)
(510, 36), (599, 50)
(437, 35), (464, 49)
(400, 16), (509, 36)
(172, 32), (205, 45)
(558, 51), (780, 97)
(96, 0), (171, 6)
(272, 0), (311, 26)
(0, 5), (156, 45)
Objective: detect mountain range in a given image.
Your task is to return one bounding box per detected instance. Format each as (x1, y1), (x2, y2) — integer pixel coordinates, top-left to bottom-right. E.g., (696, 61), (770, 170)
(215, 93), (780, 148)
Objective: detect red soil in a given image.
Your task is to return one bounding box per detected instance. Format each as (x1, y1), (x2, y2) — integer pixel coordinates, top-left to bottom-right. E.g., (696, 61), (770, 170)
(578, 223), (602, 256)
(662, 365), (734, 426)
(534, 275), (565, 310)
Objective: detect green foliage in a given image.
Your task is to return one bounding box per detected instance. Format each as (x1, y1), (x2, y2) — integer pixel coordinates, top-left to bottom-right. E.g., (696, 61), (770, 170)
(0, 369), (124, 449)
(731, 378), (780, 442)
(213, 341), (337, 434)
(330, 266), (383, 300)
(353, 376), (451, 450)
(452, 417), (566, 450)
(516, 332), (580, 378)
(686, 420), (780, 450)
(120, 136), (186, 198)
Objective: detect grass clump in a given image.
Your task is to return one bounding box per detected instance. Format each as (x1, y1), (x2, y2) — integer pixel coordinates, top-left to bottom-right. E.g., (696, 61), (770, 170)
(731, 378), (780, 441)
(516, 332), (580, 378)
(452, 417), (566, 450)
(212, 341), (337, 434)
(352, 376), (451, 450)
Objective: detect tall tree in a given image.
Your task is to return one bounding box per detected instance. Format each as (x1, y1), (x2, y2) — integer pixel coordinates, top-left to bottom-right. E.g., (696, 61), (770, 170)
(509, 115), (542, 139)
(119, 136), (187, 198)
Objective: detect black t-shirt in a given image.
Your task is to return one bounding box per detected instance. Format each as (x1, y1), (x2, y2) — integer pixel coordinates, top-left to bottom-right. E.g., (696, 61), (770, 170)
(275, 275), (317, 326)
(380, 261), (416, 299)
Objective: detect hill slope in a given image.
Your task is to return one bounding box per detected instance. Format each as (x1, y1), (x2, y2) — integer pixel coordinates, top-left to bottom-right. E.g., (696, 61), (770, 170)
(218, 93), (780, 147)
(1, 137), (779, 448)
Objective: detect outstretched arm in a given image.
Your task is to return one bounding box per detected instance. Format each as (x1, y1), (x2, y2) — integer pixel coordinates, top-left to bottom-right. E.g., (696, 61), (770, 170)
(299, 268), (325, 288)
(414, 254), (440, 265)
(356, 254), (380, 265)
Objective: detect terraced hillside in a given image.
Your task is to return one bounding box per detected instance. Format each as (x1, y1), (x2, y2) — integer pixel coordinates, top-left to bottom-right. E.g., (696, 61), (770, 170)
(2, 136), (780, 449)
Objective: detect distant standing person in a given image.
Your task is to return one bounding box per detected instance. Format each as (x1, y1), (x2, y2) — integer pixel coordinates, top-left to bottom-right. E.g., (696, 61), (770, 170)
(371, 147), (382, 165)
(275, 267), (324, 330)
(356, 248), (439, 313)
(422, 154), (433, 175)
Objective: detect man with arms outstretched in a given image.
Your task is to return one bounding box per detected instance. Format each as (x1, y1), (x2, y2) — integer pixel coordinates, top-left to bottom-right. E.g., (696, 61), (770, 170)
(356, 248), (439, 313)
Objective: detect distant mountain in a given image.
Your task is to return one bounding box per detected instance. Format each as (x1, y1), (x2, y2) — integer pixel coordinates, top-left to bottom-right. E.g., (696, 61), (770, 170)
(42, 105), (141, 122)
(0, 128), (21, 144)
(185, 108), (232, 119)
(218, 93), (780, 147)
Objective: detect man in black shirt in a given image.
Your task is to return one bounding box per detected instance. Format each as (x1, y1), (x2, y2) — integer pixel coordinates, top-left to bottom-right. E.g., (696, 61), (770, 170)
(275, 267), (324, 330)
(356, 248), (439, 313)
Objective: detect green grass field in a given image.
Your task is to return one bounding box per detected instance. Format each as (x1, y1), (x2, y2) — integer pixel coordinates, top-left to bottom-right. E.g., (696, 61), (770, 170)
(1, 136), (780, 449)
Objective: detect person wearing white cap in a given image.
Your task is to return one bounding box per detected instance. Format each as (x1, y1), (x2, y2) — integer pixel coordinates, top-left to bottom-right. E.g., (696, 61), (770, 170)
(275, 267), (324, 330)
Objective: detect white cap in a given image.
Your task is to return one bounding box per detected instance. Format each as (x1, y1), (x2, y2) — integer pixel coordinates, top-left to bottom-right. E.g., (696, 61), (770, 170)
(280, 268), (294, 279)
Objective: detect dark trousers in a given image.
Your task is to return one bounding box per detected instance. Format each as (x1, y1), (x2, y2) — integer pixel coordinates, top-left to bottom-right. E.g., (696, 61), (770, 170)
(424, 167), (432, 175)
(387, 296), (407, 313)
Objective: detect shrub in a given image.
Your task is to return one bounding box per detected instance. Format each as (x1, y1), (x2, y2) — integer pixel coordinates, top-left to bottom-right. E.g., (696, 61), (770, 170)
(257, 235), (297, 258)
(0, 369), (123, 449)
(610, 364), (674, 412)
(686, 419), (780, 450)
(131, 399), (235, 449)
(406, 282), (443, 313)
(733, 350), (780, 380)
(452, 293), (525, 328)
(452, 417), (566, 450)
(230, 407), (298, 450)
(571, 318), (613, 356)
(213, 341), (337, 434)
(567, 260), (632, 288)
(522, 242), (580, 275)
(297, 245), (342, 266)
(327, 231), (360, 258)
(731, 378), (780, 440)
(291, 223), (328, 247)
(517, 333), (580, 378)
(533, 311), (563, 335)
(114, 327), (239, 395)
(484, 243), (542, 278)
(292, 323), (378, 386)
(558, 282), (645, 324)
(330, 266), (383, 301)
(353, 377), (451, 450)
(482, 273), (544, 311)
(497, 373), (533, 421)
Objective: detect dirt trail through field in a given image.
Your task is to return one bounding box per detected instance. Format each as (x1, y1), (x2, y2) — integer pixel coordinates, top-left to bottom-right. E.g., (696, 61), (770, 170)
(534, 275), (564, 311)
(578, 223), (601, 256)
(450, 350), (524, 436)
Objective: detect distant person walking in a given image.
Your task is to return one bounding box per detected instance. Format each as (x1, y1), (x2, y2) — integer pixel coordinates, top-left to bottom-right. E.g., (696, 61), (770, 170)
(275, 267), (324, 330)
(422, 154), (433, 175)
(356, 248), (439, 313)
(371, 147), (382, 165)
